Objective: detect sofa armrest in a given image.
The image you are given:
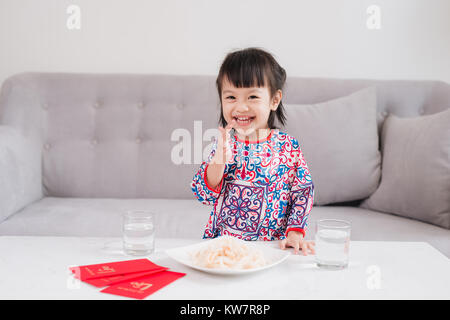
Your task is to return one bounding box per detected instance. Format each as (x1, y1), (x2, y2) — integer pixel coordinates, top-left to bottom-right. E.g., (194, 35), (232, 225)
(0, 126), (43, 223)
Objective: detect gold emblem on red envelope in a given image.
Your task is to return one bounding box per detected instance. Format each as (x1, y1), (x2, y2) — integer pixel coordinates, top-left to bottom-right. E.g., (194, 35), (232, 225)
(97, 266), (115, 274)
(130, 282), (153, 291)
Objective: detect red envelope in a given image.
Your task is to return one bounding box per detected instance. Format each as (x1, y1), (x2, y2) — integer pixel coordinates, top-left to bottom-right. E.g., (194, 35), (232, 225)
(100, 270), (186, 300)
(81, 267), (169, 288)
(69, 259), (164, 280)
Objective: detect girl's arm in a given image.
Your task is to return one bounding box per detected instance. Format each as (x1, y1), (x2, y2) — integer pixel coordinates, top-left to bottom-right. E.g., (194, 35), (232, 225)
(191, 138), (224, 205)
(286, 141), (315, 237)
(205, 153), (226, 191)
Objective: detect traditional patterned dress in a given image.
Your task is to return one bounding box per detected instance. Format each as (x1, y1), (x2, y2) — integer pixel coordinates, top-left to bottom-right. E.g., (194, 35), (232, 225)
(191, 129), (314, 241)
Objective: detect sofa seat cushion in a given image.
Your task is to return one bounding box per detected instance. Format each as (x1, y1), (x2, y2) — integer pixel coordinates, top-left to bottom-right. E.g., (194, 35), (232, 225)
(0, 197), (448, 257)
(0, 197), (209, 239)
(307, 206), (450, 257)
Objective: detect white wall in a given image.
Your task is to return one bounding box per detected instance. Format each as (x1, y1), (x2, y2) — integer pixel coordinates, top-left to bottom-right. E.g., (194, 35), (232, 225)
(0, 0), (449, 87)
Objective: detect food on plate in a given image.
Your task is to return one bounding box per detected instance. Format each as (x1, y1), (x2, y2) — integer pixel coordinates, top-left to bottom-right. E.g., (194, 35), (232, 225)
(190, 236), (267, 270)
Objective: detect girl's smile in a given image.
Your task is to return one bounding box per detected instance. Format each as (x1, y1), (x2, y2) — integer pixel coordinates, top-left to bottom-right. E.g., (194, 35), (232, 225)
(232, 115), (256, 127)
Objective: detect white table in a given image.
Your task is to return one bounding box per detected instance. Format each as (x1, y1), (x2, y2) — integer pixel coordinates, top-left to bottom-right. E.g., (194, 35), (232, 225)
(0, 236), (449, 300)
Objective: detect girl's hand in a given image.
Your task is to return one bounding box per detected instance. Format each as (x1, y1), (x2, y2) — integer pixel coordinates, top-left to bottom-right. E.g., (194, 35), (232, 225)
(205, 120), (237, 191)
(212, 119), (237, 165)
(279, 231), (315, 256)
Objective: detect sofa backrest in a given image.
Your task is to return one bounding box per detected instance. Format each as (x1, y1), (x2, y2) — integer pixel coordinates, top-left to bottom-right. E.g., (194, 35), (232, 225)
(0, 72), (448, 199)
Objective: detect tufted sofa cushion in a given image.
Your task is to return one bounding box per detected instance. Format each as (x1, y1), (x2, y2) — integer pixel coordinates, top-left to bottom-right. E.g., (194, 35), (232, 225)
(0, 73), (221, 198)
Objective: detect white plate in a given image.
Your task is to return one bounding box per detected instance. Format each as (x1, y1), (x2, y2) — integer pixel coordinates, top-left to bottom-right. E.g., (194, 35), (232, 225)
(165, 236), (290, 275)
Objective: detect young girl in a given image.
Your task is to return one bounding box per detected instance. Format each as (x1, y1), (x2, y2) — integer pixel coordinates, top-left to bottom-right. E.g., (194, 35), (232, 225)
(191, 48), (315, 255)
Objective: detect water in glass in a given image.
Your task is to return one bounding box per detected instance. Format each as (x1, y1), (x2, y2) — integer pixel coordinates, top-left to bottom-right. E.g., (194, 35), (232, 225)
(315, 219), (350, 270)
(123, 211), (155, 256)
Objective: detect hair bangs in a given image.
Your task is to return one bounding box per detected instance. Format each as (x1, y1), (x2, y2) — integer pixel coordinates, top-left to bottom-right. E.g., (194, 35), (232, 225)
(220, 52), (269, 90)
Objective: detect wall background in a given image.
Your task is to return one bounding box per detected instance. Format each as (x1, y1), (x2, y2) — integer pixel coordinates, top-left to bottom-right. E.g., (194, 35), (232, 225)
(0, 0), (449, 87)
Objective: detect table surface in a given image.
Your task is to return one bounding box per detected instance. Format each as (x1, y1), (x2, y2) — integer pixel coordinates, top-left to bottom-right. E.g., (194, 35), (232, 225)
(0, 236), (449, 300)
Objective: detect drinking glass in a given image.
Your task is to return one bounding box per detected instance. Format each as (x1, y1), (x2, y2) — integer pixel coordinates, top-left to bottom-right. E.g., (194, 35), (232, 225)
(315, 219), (351, 270)
(123, 210), (155, 256)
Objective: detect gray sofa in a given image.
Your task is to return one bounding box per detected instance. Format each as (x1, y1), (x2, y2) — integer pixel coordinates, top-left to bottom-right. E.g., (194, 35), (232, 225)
(0, 72), (449, 256)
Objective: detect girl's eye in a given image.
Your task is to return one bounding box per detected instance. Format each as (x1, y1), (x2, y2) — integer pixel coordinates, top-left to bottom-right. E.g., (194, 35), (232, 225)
(249, 95), (259, 99)
(226, 96), (235, 100)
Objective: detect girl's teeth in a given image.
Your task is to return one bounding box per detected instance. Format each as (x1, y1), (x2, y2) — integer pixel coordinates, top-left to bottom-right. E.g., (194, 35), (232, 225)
(233, 117), (254, 126)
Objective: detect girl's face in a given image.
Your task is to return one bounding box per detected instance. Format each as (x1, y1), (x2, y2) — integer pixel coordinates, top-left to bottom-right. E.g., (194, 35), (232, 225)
(221, 77), (282, 140)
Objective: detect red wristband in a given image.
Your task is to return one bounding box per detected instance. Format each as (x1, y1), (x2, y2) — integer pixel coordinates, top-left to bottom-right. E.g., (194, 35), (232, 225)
(286, 227), (305, 238)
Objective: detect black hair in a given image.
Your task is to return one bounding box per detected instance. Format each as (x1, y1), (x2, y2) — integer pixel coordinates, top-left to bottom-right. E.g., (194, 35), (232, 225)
(216, 47), (287, 129)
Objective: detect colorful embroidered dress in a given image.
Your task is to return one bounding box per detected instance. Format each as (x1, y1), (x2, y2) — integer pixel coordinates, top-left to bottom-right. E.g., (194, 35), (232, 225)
(191, 129), (314, 241)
